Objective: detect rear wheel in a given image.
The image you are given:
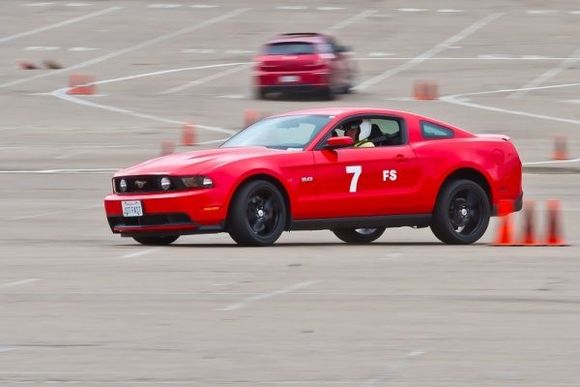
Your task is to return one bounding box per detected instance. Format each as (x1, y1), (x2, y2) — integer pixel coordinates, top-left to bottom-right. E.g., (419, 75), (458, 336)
(255, 87), (267, 100)
(430, 179), (490, 244)
(228, 180), (287, 246)
(332, 227), (386, 244)
(322, 85), (336, 100)
(132, 235), (179, 245)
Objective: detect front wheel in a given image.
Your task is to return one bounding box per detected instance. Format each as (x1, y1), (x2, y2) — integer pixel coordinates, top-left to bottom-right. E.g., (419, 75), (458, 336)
(430, 179), (490, 244)
(132, 235), (179, 245)
(228, 180), (287, 246)
(332, 227), (386, 244)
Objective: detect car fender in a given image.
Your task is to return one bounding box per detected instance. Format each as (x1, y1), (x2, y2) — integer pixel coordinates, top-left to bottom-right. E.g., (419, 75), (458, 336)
(222, 163), (292, 221)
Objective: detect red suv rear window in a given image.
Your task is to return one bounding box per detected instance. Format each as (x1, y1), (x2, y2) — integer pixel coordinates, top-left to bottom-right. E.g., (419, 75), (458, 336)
(265, 42), (316, 55)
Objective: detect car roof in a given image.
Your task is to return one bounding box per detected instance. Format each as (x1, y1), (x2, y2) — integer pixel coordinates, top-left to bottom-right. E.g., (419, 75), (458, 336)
(272, 107), (414, 119)
(270, 107), (468, 132)
(267, 32), (329, 44)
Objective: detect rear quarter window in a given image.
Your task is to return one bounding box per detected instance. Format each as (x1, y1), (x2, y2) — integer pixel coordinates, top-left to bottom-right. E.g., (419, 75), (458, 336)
(421, 121), (454, 139)
(265, 42), (316, 55)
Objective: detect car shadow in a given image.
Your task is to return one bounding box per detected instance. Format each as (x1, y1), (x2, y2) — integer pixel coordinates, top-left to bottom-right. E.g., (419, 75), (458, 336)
(162, 241), (453, 248)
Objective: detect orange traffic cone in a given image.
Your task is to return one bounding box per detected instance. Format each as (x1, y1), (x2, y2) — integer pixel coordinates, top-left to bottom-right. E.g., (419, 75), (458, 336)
(413, 80), (438, 100)
(244, 109), (260, 127)
(553, 135), (568, 160)
(546, 199), (566, 246)
(493, 199), (515, 246)
(160, 141), (175, 156)
(67, 74), (96, 95)
(519, 200), (539, 246)
(181, 122), (196, 146)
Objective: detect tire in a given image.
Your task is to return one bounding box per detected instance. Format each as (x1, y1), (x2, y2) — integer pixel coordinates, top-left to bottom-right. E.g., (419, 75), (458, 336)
(332, 227), (386, 244)
(430, 179), (491, 244)
(322, 85), (336, 100)
(132, 235), (179, 246)
(227, 180), (287, 246)
(255, 88), (267, 100)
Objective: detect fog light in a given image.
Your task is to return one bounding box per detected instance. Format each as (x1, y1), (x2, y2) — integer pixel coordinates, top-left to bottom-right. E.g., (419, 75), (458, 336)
(119, 178), (128, 192)
(160, 177), (171, 191)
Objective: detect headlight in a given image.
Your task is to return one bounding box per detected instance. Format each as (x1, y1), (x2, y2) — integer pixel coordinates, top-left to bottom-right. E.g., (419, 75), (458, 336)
(160, 177), (171, 191)
(181, 175), (213, 189)
(119, 178), (128, 192)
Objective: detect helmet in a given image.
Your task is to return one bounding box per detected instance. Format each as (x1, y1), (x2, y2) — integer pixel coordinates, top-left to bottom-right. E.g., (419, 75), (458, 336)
(359, 120), (372, 141)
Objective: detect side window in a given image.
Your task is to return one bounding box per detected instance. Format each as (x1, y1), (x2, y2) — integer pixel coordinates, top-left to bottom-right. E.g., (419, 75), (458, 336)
(318, 42), (333, 54)
(369, 118), (403, 146)
(422, 121), (454, 139)
(323, 116), (404, 149)
(326, 38), (340, 54)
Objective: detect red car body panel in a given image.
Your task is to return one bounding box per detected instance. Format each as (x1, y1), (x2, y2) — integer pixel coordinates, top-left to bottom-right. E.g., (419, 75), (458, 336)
(104, 107), (523, 238)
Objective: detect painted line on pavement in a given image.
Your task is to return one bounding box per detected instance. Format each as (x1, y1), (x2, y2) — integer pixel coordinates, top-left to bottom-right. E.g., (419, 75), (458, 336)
(219, 280), (319, 311)
(523, 158), (580, 166)
(50, 63), (250, 134)
(0, 168), (118, 174)
(325, 9), (376, 32)
(363, 351), (426, 386)
(441, 81), (580, 126)
(52, 86), (236, 134)
(441, 81), (580, 166)
(509, 46), (580, 98)
(120, 248), (161, 259)
(0, 6), (121, 45)
(0, 279), (41, 289)
(354, 57), (580, 61)
(1, 8), (250, 89)
(355, 13), (503, 91)
(160, 63), (251, 94)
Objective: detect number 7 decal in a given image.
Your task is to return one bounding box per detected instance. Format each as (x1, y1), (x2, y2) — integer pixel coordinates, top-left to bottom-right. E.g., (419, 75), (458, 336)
(346, 165), (362, 193)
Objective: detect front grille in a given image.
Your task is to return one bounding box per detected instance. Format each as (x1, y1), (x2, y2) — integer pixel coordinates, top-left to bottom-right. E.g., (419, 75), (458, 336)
(114, 176), (184, 193)
(108, 213), (192, 228)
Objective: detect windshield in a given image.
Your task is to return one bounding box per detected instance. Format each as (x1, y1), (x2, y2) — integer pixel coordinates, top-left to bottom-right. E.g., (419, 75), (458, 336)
(265, 42), (316, 55)
(221, 115), (332, 150)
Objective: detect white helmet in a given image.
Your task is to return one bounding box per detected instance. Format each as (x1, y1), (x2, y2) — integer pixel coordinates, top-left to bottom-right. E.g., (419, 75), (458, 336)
(359, 120), (372, 141)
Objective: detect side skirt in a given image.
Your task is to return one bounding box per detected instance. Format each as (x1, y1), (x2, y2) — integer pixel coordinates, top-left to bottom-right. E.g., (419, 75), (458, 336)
(290, 214), (431, 231)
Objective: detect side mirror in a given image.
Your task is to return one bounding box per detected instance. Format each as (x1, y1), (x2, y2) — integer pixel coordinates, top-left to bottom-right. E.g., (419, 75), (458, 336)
(325, 136), (354, 149)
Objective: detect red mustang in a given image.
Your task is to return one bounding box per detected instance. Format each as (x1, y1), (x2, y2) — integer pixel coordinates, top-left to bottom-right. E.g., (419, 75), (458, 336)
(253, 32), (355, 100)
(104, 107), (523, 246)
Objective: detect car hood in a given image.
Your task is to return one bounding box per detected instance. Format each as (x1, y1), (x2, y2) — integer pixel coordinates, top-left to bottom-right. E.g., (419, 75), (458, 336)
(116, 147), (284, 176)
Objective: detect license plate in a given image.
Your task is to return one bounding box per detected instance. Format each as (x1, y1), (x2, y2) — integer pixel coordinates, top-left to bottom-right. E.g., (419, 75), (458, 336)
(122, 201), (143, 217)
(279, 75), (299, 83)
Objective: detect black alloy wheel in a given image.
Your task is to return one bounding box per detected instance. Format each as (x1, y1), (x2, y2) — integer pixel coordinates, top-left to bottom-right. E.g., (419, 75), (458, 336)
(430, 179), (490, 244)
(332, 227), (386, 244)
(228, 180), (287, 246)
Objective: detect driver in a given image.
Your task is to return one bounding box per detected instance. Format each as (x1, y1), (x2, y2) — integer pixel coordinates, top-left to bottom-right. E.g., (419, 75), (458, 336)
(345, 119), (374, 148)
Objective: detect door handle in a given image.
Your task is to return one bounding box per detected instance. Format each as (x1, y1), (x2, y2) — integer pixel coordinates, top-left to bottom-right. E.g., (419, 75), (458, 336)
(396, 154), (409, 162)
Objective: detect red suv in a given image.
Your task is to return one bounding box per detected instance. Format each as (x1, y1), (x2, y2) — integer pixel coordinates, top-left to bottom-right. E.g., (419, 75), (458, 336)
(254, 33), (355, 100)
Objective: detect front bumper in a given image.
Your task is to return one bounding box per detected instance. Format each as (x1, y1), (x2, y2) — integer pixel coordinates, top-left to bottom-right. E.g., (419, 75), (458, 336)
(104, 189), (226, 237)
